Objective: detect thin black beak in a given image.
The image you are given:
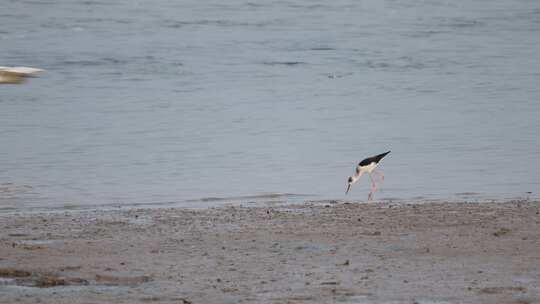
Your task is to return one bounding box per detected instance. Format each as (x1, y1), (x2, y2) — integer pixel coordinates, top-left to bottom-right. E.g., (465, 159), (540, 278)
(346, 184), (351, 195)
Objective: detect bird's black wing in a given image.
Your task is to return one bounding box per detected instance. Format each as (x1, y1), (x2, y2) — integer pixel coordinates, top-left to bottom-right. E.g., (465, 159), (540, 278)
(359, 151), (390, 166)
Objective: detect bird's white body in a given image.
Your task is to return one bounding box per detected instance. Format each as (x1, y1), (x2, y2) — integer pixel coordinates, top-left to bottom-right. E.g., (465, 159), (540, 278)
(349, 162), (377, 184)
(358, 162), (378, 175)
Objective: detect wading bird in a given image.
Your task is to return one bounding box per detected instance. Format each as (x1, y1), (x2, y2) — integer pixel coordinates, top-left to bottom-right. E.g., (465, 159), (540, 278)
(346, 151), (390, 200)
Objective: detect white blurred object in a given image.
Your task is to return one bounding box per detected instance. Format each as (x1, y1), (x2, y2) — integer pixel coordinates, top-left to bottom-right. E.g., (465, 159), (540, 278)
(0, 66), (44, 84)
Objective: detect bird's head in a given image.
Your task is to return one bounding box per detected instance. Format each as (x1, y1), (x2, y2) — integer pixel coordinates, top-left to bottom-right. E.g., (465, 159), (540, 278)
(346, 176), (354, 194)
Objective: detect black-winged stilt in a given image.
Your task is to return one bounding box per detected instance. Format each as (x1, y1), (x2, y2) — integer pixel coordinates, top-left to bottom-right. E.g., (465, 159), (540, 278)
(346, 151), (390, 200)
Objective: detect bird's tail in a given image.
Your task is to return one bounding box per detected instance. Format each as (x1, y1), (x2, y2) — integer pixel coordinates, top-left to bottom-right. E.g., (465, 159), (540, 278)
(379, 151), (391, 157)
(374, 151), (391, 162)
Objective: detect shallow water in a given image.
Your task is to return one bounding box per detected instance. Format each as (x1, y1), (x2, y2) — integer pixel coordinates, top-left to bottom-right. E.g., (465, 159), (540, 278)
(1, 0), (540, 210)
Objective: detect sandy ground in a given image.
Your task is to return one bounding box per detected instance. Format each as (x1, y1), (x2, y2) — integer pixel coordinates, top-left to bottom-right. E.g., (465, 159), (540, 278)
(0, 200), (539, 304)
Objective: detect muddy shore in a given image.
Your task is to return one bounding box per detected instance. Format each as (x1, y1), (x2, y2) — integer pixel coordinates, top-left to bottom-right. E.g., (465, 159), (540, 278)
(1, 200), (539, 303)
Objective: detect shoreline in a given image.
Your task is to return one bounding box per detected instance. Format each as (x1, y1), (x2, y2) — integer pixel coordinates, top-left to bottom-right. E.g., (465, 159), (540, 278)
(1, 200), (539, 303)
(1, 191), (537, 215)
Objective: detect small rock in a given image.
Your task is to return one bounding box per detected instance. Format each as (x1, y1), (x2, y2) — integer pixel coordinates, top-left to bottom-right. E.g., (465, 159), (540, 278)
(493, 228), (511, 237)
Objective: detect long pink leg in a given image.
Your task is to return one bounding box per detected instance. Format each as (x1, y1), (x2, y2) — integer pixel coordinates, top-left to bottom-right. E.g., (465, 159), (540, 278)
(373, 170), (385, 183)
(368, 174), (378, 201)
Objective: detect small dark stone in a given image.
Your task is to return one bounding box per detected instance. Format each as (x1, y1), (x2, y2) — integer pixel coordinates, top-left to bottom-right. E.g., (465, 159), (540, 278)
(493, 228), (510, 237)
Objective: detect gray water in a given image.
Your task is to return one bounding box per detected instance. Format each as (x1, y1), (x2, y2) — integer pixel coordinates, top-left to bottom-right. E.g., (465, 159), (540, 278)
(2, 0), (540, 211)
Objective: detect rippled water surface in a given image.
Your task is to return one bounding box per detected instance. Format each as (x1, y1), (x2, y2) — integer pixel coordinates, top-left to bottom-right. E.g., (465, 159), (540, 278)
(2, 0), (540, 210)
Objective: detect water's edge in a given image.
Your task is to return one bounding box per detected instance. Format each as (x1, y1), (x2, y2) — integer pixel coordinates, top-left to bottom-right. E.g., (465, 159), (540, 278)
(1, 192), (537, 215)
